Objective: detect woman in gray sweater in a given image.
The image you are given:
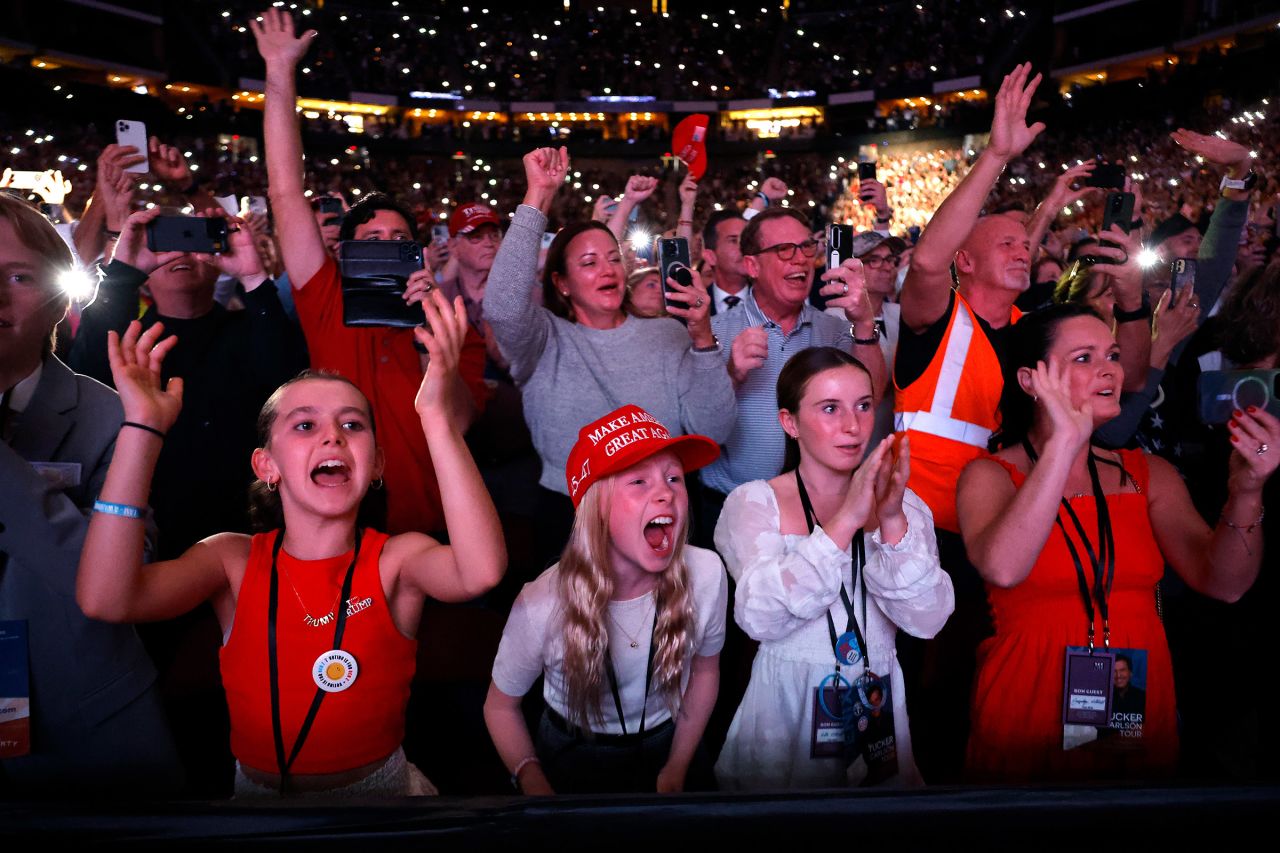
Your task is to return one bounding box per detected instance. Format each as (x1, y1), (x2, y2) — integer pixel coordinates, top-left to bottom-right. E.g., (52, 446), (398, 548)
(483, 148), (736, 563)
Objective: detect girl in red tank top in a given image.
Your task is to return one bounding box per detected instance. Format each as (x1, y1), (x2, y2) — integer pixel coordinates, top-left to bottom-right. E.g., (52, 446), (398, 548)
(77, 288), (506, 796)
(955, 304), (1280, 783)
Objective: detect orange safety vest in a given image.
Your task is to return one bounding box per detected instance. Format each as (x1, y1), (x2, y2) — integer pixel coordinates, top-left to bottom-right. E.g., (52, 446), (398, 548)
(894, 291), (1020, 533)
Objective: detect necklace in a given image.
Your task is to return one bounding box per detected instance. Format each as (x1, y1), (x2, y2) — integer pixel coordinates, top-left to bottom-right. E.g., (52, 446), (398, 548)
(278, 554), (346, 628)
(609, 600), (654, 649)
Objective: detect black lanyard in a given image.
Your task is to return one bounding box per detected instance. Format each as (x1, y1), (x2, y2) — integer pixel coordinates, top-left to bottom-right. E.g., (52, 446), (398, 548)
(1023, 441), (1117, 650)
(267, 528), (362, 795)
(604, 598), (660, 738)
(795, 468), (869, 673)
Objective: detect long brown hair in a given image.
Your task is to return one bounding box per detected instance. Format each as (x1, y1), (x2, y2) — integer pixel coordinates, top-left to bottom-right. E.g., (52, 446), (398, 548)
(541, 220), (620, 321)
(557, 476), (696, 729)
(776, 347), (871, 473)
(247, 370), (386, 532)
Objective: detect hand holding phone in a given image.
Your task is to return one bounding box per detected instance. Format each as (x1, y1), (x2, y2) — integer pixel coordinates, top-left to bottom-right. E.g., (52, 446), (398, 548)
(657, 236), (693, 317)
(146, 215), (230, 254)
(115, 120), (150, 173)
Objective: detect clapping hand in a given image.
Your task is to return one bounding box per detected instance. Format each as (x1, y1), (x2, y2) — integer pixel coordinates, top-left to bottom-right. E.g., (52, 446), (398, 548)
(1023, 359), (1094, 452)
(873, 436), (911, 544)
(107, 321), (184, 434)
(728, 326), (768, 386)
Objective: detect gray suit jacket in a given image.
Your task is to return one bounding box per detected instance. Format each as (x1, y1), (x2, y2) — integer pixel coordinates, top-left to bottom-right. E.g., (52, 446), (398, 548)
(0, 355), (181, 796)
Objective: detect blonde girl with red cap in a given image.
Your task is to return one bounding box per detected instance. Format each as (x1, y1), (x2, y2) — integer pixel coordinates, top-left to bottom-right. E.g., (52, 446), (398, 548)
(484, 405), (728, 794)
(76, 291), (506, 797)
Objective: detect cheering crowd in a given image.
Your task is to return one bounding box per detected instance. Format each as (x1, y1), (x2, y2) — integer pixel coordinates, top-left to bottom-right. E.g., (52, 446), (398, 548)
(4, 5), (1280, 801)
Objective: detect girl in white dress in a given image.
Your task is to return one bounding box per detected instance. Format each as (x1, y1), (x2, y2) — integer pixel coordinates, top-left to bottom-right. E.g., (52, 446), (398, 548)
(715, 346), (954, 789)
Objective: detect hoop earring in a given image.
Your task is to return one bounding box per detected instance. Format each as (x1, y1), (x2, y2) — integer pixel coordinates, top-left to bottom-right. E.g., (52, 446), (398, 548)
(266, 479), (278, 492)
(372, 478), (384, 490)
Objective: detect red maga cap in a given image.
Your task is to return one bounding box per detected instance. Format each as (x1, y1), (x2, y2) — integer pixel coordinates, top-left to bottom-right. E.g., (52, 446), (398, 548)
(565, 405), (720, 507)
(671, 114), (710, 180)
(448, 202), (501, 237)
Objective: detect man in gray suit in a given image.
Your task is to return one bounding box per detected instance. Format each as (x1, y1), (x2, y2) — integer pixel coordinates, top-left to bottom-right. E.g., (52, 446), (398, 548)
(0, 193), (181, 796)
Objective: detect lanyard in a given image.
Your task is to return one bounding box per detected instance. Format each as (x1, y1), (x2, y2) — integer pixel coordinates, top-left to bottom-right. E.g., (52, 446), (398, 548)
(604, 597), (660, 737)
(794, 468), (869, 674)
(267, 528), (362, 794)
(1023, 441), (1116, 651)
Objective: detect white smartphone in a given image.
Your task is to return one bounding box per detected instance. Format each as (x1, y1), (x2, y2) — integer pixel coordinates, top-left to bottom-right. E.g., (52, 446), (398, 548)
(114, 119), (150, 173)
(245, 196), (269, 217)
(4, 170), (46, 190)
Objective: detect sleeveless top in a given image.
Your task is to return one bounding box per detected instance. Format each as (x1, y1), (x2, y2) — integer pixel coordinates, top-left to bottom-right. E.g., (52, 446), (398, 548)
(219, 528), (418, 775)
(966, 449), (1178, 782)
(895, 290), (1020, 532)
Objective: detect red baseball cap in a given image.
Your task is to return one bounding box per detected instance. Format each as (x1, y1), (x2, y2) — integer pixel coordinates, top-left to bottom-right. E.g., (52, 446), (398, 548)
(671, 114), (710, 180)
(448, 202), (501, 237)
(565, 405), (720, 507)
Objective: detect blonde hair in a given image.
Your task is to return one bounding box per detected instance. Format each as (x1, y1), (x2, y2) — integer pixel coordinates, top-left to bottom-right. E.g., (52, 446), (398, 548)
(0, 193), (74, 354)
(557, 476), (696, 730)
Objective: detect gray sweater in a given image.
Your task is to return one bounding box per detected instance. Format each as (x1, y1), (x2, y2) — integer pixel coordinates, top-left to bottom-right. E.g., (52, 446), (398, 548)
(483, 205), (737, 494)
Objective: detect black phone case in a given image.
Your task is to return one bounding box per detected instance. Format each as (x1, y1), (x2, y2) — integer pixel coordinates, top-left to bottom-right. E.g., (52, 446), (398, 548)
(1086, 164), (1126, 189)
(857, 162), (877, 181)
(338, 240), (425, 328)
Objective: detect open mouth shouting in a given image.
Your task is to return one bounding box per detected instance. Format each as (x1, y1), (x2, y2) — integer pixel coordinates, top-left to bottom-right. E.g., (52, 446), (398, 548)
(310, 458), (352, 487)
(643, 514), (676, 557)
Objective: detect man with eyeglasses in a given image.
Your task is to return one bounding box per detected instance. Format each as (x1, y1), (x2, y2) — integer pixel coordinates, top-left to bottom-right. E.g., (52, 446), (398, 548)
(694, 207), (885, 543)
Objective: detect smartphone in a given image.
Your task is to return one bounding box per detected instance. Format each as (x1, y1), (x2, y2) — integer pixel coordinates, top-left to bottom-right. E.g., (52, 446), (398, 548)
(3, 170), (46, 190)
(1102, 191), (1135, 234)
(146, 215), (229, 254)
(431, 224), (450, 246)
(1086, 163), (1126, 189)
(1171, 258), (1196, 297)
(1198, 370), (1280, 424)
(316, 196), (343, 226)
(338, 239), (425, 328)
(657, 237), (693, 315)
(540, 231), (557, 251)
(828, 224), (854, 269)
(115, 120), (149, 173)
(245, 196), (269, 217)
(857, 161), (877, 182)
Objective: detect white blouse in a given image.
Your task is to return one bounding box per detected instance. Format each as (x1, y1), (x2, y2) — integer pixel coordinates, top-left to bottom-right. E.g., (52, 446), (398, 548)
(713, 479), (953, 789)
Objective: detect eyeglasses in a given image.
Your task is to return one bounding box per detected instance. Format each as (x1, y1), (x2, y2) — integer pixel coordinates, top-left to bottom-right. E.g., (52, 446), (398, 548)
(861, 254), (899, 269)
(752, 239), (820, 261)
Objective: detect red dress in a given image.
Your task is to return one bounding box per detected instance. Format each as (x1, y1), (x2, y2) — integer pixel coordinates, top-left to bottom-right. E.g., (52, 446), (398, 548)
(965, 449), (1178, 782)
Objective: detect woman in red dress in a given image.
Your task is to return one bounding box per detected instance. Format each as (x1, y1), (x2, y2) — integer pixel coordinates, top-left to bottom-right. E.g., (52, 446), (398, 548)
(956, 304), (1279, 782)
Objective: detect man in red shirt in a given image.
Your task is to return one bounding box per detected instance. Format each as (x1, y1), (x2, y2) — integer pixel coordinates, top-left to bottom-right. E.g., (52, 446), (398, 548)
(255, 12), (487, 535)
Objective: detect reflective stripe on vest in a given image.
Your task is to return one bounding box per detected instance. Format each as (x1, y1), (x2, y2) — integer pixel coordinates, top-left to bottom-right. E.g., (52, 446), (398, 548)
(896, 299), (991, 449)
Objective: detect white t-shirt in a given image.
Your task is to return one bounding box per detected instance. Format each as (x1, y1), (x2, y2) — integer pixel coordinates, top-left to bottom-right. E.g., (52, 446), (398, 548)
(491, 546), (728, 735)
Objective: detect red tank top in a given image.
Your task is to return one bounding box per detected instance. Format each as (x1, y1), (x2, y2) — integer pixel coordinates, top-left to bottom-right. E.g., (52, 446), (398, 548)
(219, 529), (418, 775)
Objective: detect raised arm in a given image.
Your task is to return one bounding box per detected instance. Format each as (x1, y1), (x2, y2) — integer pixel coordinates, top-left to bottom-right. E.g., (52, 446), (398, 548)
(76, 322), (231, 622)
(608, 174), (658, 242)
(900, 63), (1045, 332)
(387, 290), (505, 602)
(1088, 224), (1151, 391)
(1026, 161), (1097, 253)
(957, 360), (1092, 588)
(251, 7), (329, 288)
(675, 176), (698, 243)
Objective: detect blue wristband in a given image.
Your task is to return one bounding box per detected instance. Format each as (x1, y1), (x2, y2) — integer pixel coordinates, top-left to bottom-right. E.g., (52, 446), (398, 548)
(93, 500), (144, 519)
(756, 191), (770, 207)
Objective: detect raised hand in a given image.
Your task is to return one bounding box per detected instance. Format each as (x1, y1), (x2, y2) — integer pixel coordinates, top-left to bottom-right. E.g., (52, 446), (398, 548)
(1046, 160), (1098, 209)
(1089, 223), (1145, 301)
(148, 136), (193, 188)
(592, 194), (618, 222)
(106, 321), (184, 433)
(32, 169), (71, 206)
(197, 209), (266, 285)
(1170, 128), (1251, 171)
(1150, 284), (1200, 369)
(857, 177), (890, 219)
(96, 144), (145, 229)
(987, 62), (1045, 162)
(678, 176), (698, 209)
(413, 289), (469, 422)
(112, 207), (185, 274)
(759, 176), (789, 203)
(662, 265), (713, 345)
(819, 258), (874, 324)
(1026, 359), (1093, 452)
(521, 147), (569, 212)
(1227, 407), (1280, 494)
(249, 6), (317, 67)
(728, 326), (768, 386)
(624, 174), (659, 203)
